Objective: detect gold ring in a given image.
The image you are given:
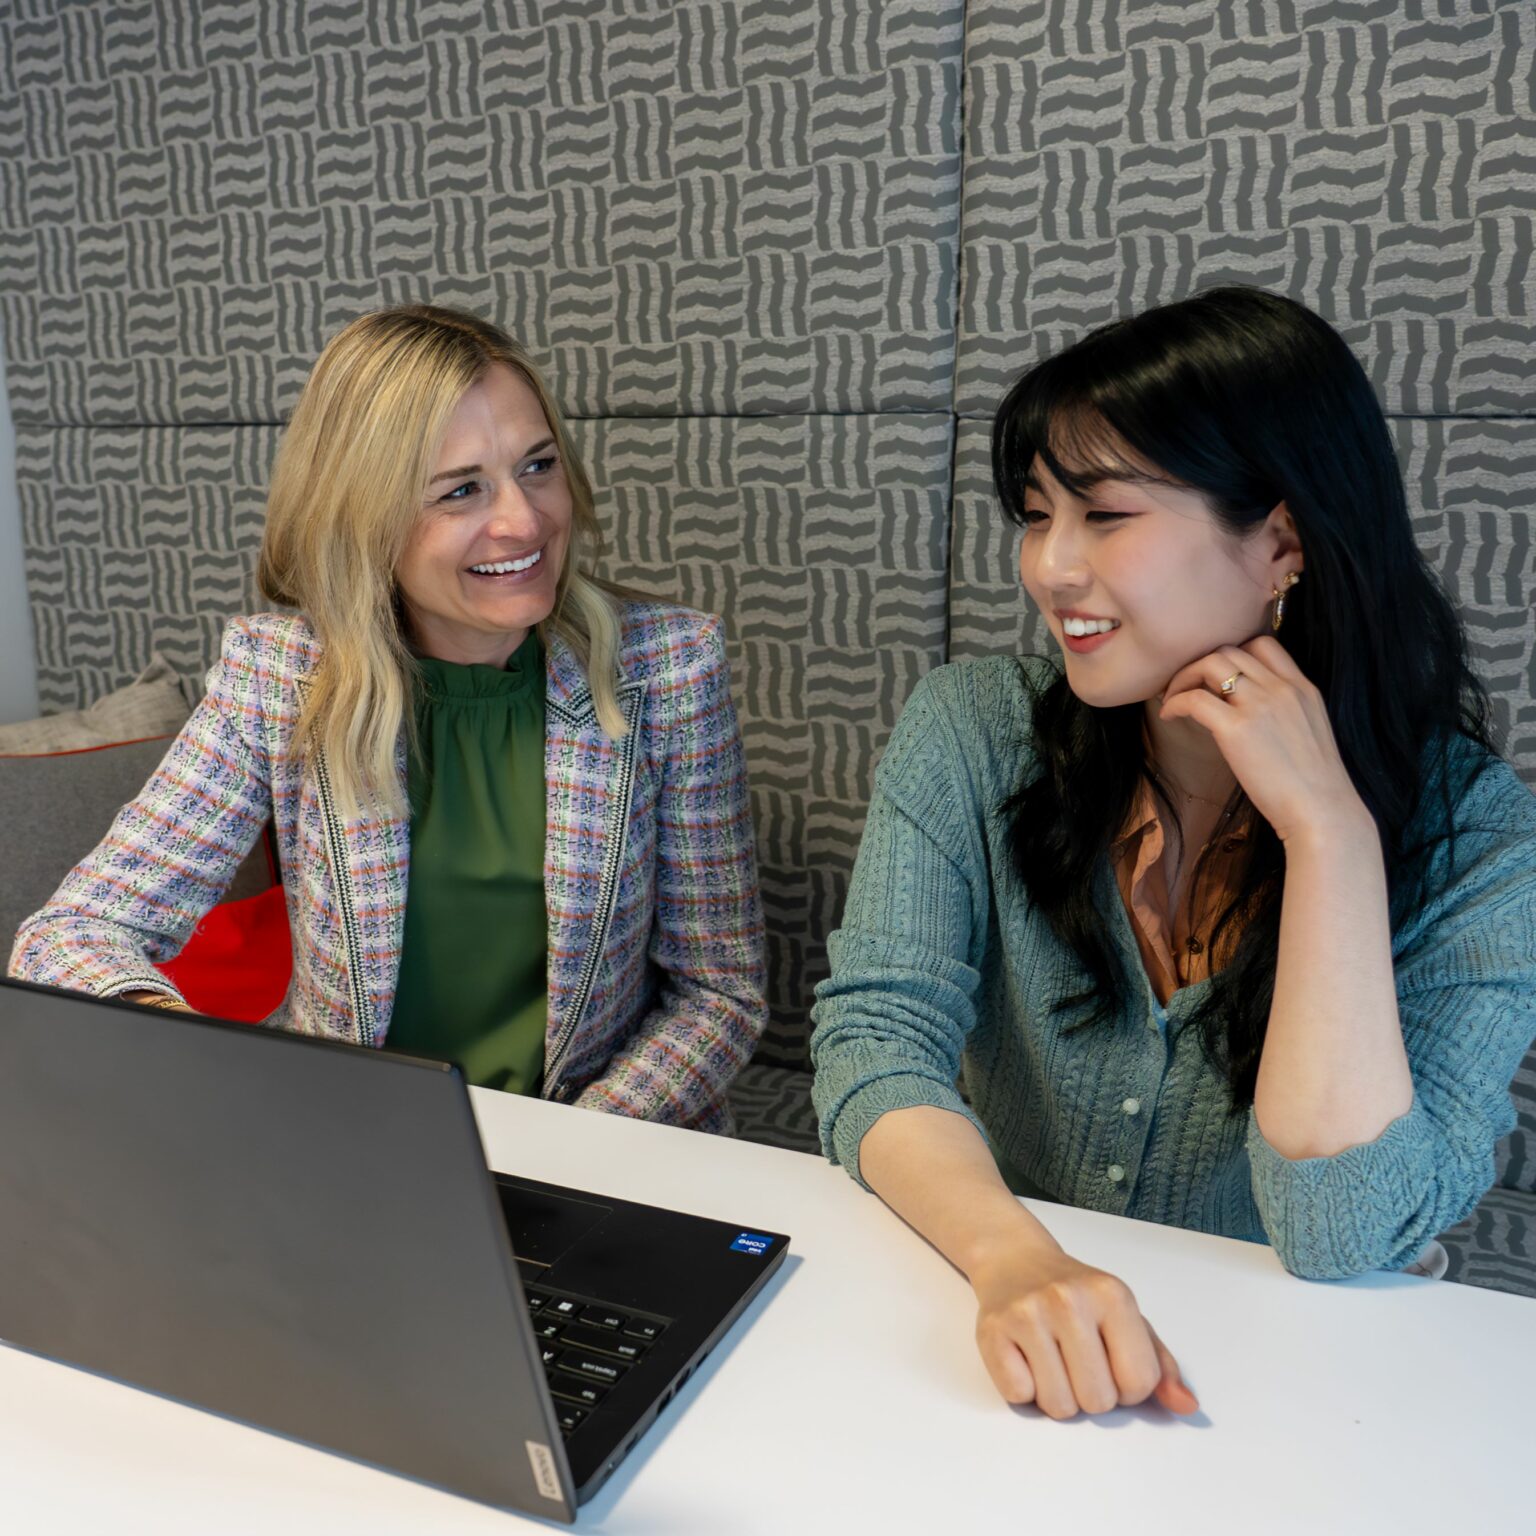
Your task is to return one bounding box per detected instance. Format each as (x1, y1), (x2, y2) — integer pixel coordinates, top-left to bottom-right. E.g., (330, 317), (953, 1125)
(1219, 672), (1241, 696)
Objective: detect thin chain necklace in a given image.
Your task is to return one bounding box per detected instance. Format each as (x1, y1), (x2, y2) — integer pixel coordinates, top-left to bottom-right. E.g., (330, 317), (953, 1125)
(1145, 770), (1244, 968)
(1147, 766), (1236, 813)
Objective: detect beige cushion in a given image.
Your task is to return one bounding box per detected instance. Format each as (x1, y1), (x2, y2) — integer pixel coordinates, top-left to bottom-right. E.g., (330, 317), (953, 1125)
(0, 658), (191, 756)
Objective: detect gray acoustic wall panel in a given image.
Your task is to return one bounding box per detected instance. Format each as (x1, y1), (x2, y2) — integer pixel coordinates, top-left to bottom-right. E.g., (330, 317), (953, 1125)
(0, 0), (964, 425)
(955, 0), (1536, 418)
(574, 411), (954, 1060)
(11, 410), (955, 1064)
(13, 424), (277, 711)
(947, 415), (1536, 785)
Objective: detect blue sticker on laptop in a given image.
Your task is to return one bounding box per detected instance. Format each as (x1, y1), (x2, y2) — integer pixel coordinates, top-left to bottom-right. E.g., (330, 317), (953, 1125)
(730, 1232), (772, 1256)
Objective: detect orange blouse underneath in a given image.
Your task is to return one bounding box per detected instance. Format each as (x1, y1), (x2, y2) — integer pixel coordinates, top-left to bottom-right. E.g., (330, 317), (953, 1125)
(1110, 779), (1250, 1005)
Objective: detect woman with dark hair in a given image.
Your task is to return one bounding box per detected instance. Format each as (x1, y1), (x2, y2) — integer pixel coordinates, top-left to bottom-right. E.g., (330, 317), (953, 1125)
(810, 287), (1536, 1419)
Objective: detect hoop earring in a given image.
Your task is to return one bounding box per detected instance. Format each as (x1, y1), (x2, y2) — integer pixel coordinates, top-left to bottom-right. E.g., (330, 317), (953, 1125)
(1271, 570), (1301, 632)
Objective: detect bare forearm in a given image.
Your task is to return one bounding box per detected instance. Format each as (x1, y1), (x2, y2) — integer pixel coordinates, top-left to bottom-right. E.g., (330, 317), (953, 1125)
(1253, 816), (1413, 1159)
(857, 1105), (1063, 1280)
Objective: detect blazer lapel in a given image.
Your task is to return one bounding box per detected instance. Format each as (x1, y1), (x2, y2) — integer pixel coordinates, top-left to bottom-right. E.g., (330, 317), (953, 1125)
(542, 632), (645, 1092)
(293, 676), (410, 1047)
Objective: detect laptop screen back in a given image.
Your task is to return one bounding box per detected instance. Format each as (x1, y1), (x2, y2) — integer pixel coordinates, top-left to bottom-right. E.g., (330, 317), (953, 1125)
(0, 980), (575, 1519)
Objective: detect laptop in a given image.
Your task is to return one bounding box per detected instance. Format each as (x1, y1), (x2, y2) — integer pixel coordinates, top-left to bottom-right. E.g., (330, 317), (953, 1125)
(0, 978), (790, 1521)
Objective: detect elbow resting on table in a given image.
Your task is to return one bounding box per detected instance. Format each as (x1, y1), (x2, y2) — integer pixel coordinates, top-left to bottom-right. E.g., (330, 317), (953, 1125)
(1249, 1106), (1494, 1283)
(1270, 1239), (1388, 1284)
(1260, 1175), (1486, 1284)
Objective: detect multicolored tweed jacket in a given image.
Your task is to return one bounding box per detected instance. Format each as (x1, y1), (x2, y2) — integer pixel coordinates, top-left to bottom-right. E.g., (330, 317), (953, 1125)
(9, 601), (767, 1131)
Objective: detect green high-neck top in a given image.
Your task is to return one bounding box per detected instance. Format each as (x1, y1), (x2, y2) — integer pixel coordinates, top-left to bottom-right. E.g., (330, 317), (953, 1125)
(387, 633), (548, 1095)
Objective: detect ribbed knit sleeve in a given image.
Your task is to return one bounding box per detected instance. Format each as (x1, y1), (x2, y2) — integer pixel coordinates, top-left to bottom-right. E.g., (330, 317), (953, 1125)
(810, 666), (996, 1185)
(1247, 759), (1536, 1278)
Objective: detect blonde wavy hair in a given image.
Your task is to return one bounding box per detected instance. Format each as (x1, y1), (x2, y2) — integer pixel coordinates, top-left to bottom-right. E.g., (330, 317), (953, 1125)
(257, 305), (627, 817)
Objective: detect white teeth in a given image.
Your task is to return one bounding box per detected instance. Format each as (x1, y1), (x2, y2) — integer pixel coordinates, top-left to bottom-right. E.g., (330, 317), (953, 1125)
(469, 550), (542, 575)
(1062, 616), (1120, 638)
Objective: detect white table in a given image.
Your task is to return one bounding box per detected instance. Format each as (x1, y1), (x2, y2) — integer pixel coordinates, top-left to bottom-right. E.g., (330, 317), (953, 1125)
(2, 1090), (1528, 1533)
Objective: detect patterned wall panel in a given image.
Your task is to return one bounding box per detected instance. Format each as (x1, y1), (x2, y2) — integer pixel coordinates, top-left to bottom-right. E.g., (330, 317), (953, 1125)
(0, 0), (964, 425)
(955, 0), (1536, 418)
(12, 410), (955, 1063)
(13, 424), (278, 709)
(946, 415), (1536, 784)
(572, 412), (953, 1061)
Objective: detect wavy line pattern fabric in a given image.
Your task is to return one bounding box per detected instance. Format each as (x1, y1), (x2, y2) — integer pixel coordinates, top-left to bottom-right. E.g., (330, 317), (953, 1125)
(0, 0), (965, 423)
(954, 0), (1536, 418)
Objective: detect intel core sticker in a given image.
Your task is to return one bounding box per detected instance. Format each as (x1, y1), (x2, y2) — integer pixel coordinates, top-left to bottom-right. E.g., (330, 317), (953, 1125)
(730, 1232), (772, 1256)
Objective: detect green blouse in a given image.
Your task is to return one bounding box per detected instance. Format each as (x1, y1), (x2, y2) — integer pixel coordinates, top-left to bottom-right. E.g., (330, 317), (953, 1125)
(386, 633), (548, 1095)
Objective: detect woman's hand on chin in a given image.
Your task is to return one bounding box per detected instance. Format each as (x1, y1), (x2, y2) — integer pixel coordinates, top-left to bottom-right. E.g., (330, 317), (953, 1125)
(970, 1244), (1198, 1419)
(1157, 635), (1375, 848)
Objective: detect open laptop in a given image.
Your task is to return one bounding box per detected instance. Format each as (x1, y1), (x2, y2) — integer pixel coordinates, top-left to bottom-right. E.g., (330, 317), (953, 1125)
(0, 977), (790, 1521)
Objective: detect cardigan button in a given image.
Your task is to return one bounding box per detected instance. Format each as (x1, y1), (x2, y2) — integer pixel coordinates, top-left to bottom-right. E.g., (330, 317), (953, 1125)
(1107, 1164), (1126, 1183)
(1121, 1098), (1140, 1116)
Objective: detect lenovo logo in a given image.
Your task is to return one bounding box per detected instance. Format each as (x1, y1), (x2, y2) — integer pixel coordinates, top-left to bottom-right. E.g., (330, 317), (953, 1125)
(525, 1439), (561, 1501)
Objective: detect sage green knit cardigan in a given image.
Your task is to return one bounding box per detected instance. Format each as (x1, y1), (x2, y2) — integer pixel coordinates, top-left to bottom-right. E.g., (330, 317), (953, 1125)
(810, 657), (1536, 1278)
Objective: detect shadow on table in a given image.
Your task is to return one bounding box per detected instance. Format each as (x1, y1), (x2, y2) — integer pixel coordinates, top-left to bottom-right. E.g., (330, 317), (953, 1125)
(1009, 1395), (1213, 1432)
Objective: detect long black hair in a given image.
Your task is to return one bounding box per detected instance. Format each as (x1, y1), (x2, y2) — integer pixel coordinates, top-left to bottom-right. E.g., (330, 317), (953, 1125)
(993, 286), (1495, 1106)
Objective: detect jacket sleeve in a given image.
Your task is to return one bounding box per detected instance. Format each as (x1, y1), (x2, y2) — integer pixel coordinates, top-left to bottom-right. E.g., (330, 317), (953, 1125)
(7, 619), (274, 1005)
(572, 616), (768, 1129)
(1246, 765), (1536, 1278)
(809, 667), (992, 1186)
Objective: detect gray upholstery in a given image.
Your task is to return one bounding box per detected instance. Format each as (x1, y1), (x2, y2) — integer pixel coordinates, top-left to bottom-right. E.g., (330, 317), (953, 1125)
(2, 1), (1533, 1293)
(1438, 1186), (1536, 1299)
(0, 738), (176, 957)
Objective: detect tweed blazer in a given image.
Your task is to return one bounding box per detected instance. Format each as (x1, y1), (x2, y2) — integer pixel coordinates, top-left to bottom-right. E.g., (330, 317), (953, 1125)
(10, 601), (767, 1131)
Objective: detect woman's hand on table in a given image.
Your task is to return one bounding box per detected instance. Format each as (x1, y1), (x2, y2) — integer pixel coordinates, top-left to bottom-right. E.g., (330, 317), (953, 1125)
(969, 1243), (1198, 1419)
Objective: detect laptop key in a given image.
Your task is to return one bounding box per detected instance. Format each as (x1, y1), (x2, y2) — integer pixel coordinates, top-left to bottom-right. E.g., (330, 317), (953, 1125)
(577, 1306), (627, 1331)
(622, 1318), (666, 1343)
(556, 1404), (588, 1435)
(525, 1290), (552, 1313)
(550, 1377), (609, 1409)
(546, 1297), (580, 1319)
(560, 1325), (646, 1362)
(534, 1319), (564, 1342)
(557, 1350), (627, 1386)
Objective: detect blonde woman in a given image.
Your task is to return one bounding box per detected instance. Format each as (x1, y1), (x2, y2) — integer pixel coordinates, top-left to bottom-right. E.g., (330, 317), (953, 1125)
(10, 305), (767, 1130)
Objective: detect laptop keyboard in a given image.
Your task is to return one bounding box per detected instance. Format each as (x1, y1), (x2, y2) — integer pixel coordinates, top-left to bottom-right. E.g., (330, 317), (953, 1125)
(523, 1283), (674, 1437)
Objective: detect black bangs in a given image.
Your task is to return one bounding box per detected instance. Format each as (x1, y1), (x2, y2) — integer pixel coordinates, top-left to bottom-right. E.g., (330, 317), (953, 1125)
(991, 344), (1187, 528)
(1035, 402), (1184, 501)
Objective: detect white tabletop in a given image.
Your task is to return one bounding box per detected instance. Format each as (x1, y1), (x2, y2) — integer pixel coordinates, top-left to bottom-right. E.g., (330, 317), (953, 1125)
(2, 1089), (1527, 1534)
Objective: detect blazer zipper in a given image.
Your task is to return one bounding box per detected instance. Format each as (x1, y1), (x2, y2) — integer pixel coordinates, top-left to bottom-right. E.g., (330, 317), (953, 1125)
(544, 683), (645, 1098)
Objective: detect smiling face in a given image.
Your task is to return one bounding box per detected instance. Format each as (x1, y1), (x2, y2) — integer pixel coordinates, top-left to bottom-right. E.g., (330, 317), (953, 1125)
(1016, 443), (1297, 710)
(394, 363), (572, 668)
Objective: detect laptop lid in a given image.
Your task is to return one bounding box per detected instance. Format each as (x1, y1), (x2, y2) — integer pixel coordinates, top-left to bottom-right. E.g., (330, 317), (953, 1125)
(0, 979), (580, 1520)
